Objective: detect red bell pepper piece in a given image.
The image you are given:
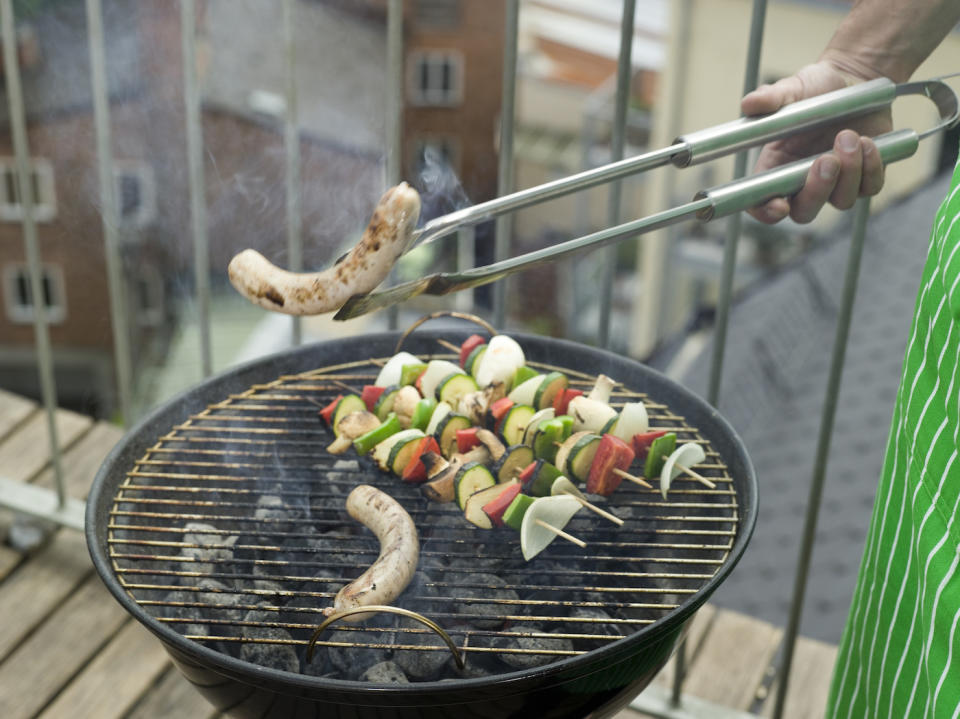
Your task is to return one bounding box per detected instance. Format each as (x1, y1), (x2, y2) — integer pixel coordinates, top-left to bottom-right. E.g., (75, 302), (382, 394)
(361, 385), (386, 413)
(401, 436), (441, 483)
(553, 387), (583, 415)
(459, 334), (487, 368)
(488, 397), (515, 433)
(482, 482), (523, 527)
(587, 434), (636, 496)
(517, 460), (538, 490)
(632, 429), (669, 458)
(456, 427), (482, 454)
(319, 394), (343, 425)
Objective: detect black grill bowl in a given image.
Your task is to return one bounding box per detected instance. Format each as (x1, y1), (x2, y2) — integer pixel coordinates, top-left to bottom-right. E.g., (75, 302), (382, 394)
(86, 330), (757, 719)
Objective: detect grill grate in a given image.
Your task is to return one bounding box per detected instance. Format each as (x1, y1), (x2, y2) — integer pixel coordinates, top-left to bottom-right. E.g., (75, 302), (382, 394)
(107, 353), (739, 681)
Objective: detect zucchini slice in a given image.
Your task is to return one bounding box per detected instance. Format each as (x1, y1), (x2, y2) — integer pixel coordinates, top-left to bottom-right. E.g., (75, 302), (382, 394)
(492, 444), (535, 483)
(554, 431), (602, 482)
(387, 430), (428, 475)
(420, 360), (465, 400)
(437, 372), (479, 407)
(332, 394), (366, 436)
(435, 412), (473, 457)
(464, 344), (487, 376)
(500, 404), (536, 445)
(464, 480), (519, 529)
(533, 371), (569, 411)
(373, 385), (402, 421)
(455, 462), (497, 510)
(371, 428), (424, 472)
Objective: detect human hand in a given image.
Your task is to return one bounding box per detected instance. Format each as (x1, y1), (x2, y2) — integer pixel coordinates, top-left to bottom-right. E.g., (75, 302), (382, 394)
(742, 61), (892, 224)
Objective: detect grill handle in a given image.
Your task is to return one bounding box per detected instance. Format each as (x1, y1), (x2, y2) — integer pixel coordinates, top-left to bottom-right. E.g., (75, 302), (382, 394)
(694, 128), (920, 221)
(672, 77), (897, 167)
(306, 605), (465, 671)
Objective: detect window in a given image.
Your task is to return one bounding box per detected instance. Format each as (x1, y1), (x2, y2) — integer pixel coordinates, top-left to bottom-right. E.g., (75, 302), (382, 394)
(0, 158), (56, 222)
(408, 50), (464, 106)
(3, 264), (66, 324)
(113, 161), (156, 227)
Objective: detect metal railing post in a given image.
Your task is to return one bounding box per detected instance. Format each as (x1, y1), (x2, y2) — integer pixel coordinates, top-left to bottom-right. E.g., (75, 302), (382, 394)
(598, 0), (637, 349)
(492, 0), (519, 328)
(772, 197), (872, 719)
(86, 0), (133, 425)
(673, 0), (768, 708)
(386, 0), (403, 331)
(180, 0), (212, 378)
(283, 0), (303, 346)
(0, 0), (65, 503)
(707, 0), (769, 407)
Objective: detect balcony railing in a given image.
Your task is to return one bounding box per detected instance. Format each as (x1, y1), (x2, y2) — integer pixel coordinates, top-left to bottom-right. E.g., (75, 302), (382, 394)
(0, 1), (876, 717)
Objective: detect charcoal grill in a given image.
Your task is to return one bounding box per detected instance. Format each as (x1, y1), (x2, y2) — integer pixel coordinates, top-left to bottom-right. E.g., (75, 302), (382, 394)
(87, 329), (757, 718)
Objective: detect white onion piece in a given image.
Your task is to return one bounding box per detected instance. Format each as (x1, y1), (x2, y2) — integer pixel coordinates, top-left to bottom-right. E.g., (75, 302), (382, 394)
(375, 352), (422, 387)
(507, 374), (544, 406)
(660, 442), (707, 499)
(550, 476), (585, 500)
(419, 360), (464, 399)
(611, 401), (648, 442)
(475, 335), (525, 389)
(424, 401), (453, 436)
(520, 494), (582, 561)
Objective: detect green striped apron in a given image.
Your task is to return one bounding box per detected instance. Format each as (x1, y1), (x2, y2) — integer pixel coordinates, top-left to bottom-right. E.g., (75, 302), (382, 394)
(826, 164), (960, 718)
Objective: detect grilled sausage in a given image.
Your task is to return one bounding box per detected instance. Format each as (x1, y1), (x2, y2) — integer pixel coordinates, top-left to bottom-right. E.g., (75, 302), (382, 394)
(329, 484), (419, 620)
(228, 183), (421, 315)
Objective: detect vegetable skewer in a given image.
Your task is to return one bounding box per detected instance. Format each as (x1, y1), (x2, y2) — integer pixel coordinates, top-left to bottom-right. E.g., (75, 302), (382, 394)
(551, 477), (623, 526)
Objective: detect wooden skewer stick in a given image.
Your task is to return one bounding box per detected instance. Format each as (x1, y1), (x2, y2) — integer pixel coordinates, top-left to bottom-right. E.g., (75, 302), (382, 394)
(535, 519), (587, 548)
(370, 357), (386, 367)
(436, 339), (461, 353)
(612, 468), (653, 490)
(333, 379), (361, 394)
(679, 464), (716, 489)
(560, 491), (624, 526)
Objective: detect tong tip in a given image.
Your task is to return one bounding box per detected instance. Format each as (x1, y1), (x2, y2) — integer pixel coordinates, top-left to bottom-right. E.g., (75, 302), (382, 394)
(333, 278), (434, 320)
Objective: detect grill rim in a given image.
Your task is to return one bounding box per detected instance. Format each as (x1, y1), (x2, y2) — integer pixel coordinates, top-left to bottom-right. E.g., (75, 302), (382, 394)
(86, 330), (758, 699)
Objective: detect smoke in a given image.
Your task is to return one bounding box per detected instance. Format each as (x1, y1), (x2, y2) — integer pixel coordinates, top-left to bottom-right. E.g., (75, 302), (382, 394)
(414, 144), (471, 223)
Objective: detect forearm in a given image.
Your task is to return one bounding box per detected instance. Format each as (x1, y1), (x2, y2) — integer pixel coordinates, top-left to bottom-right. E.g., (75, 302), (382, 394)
(822, 0), (960, 83)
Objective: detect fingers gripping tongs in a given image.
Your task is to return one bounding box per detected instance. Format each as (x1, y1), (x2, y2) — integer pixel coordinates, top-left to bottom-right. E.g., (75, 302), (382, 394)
(335, 77), (959, 320)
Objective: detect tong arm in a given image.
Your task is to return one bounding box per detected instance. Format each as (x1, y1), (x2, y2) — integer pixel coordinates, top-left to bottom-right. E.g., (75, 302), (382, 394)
(673, 77), (897, 167)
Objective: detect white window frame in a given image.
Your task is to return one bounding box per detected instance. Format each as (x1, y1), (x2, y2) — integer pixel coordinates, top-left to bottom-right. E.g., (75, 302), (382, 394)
(113, 160), (156, 228)
(407, 49), (464, 107)
(3, 263), (67, 324)
(0, 157), (56, 222)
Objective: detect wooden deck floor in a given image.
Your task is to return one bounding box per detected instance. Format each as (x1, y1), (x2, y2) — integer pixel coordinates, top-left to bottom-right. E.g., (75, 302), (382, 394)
(0, 389), (836, 718)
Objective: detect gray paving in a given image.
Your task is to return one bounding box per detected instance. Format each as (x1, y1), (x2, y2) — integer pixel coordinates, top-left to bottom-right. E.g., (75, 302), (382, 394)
(666, 172), (952, 643)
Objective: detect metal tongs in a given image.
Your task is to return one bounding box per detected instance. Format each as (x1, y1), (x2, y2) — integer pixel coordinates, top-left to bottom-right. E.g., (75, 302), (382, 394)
(335, 77), (959, 320)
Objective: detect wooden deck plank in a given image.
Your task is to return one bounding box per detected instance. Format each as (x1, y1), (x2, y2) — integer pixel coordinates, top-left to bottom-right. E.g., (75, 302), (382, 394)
(38, 620), (171, 719)
(0, 390), (36, 440)
(0, 407), (93, 483)
(126, 666), (221, 719)
(761, 637), (838, 719)
(0, 529), (91, 664)
(650, 603), (719, 690)
(0, 574), (128, 719)
(681, 608), (783, 710)
(33, 420), (124, 499)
